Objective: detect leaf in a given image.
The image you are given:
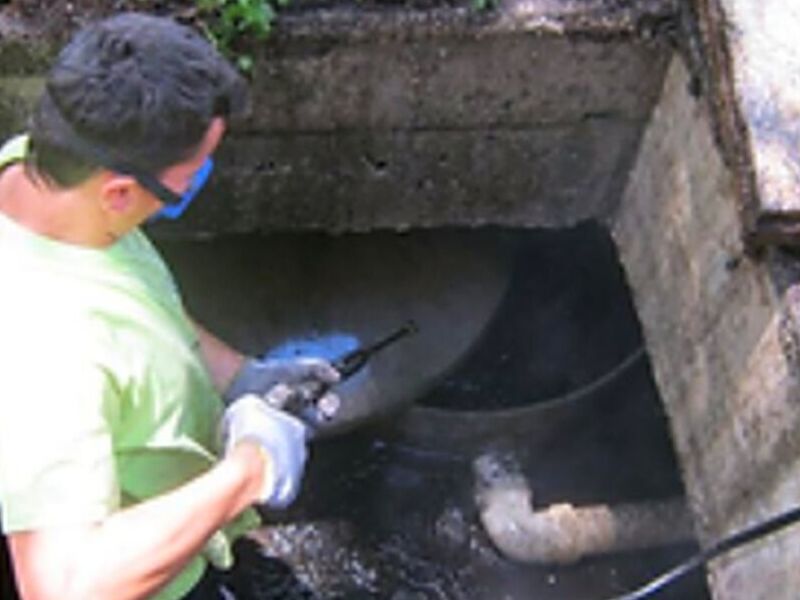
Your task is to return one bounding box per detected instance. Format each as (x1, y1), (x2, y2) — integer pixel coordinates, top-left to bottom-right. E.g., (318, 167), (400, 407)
(237, 54), (254, 72)
(258, 2), (276, 25)
(195, 0), (287, 73)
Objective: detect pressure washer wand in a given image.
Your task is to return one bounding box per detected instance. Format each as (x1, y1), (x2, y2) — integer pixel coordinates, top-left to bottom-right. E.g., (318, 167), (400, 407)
(333, 321), (418, 378)
(279, 321), (418, 428)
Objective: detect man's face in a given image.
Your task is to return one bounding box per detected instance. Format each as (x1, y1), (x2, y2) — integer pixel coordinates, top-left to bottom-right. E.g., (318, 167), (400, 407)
(97, 118), (226, 240)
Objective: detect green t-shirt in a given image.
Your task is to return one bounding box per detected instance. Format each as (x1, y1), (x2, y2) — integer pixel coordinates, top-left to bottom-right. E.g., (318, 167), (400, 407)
(0, 136), (259, 599)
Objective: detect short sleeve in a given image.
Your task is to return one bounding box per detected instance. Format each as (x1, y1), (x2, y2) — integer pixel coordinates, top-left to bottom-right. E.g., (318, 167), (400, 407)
(0, 332), (121, 532)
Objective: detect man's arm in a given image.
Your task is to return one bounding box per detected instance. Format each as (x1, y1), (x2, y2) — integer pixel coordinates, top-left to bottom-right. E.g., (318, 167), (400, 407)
(9, 442), (267, 600)
(191, 319), (246, 394)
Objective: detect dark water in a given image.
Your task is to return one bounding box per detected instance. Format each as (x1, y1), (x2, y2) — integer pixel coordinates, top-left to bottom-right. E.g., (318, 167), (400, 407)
(421, 224), (642, 412)
(233, 407), (708, 600)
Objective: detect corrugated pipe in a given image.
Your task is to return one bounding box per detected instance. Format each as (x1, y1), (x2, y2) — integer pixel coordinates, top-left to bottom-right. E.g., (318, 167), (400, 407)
(473, 452), (695, 565)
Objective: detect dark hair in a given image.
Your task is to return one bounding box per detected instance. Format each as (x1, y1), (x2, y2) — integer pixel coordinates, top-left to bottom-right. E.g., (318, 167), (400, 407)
(27, 12), (249, 188)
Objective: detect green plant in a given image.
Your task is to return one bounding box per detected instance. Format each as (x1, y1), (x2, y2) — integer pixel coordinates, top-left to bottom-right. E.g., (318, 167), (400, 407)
(196, 0), (289, 72)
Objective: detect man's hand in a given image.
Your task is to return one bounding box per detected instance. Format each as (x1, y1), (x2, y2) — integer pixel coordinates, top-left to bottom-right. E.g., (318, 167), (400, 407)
(220, 391), (310, 509)
(223, 356), (340, 406)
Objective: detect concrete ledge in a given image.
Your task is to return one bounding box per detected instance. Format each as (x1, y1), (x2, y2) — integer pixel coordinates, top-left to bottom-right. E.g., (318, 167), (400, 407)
(244, 32), (668, 132)
(689, 0), (800, 248)
(0, 2), (675, 236)
(273, 0), (679, 42)
(153, 118), (642, 236)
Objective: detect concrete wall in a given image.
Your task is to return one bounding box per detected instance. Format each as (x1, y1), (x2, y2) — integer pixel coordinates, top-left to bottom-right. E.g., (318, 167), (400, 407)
(612, 55), (800, 600)
(0, 3), (673, 237)
(156, 7), (672, 236)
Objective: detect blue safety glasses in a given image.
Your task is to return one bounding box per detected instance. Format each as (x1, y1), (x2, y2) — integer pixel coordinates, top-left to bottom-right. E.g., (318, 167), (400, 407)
(144, 157), (214, 221)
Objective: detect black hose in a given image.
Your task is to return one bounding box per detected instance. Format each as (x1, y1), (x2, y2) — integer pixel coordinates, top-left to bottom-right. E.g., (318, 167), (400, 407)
(606, 504), (800, 600)
(494, 342), (800, 598)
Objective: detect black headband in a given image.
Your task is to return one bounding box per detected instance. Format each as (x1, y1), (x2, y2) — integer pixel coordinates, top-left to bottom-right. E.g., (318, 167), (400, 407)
(40, 87), (185, 206)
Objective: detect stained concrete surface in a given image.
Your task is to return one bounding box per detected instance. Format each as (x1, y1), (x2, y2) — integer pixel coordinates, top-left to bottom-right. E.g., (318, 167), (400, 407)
(150, 20), (671, 235)
(612, 55), (800, 600)
(0, 1), (675, 235)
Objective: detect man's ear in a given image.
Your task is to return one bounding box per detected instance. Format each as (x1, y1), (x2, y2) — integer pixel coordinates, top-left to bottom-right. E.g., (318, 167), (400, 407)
(99, 174), (139, 214)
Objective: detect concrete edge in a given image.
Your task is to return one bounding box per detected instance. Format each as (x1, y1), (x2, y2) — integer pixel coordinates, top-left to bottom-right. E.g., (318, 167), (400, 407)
(271, 0), (680, 44)
(686, 0), (800, 251)
(0, 0), (680, 74)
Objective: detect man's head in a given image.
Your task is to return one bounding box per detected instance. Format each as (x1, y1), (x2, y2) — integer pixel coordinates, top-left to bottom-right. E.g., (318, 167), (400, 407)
(26, 12), (248, 222)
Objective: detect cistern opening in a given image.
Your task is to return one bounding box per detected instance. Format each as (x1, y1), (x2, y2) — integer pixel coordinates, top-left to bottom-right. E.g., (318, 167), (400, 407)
(155, 222), (710, 600)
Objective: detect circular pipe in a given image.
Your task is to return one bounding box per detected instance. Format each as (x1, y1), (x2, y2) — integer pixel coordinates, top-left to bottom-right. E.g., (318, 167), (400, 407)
(473, 452), (695, 565)
(377, 346), (646, 454)
(160, 231), (514, 435)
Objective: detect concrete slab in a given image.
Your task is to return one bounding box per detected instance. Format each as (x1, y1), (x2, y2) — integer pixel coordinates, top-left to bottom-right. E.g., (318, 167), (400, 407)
(691, 0), (800, 247)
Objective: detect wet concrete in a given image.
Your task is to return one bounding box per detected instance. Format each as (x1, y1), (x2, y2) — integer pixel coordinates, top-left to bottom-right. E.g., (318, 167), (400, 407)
(262, 423), (705, 599)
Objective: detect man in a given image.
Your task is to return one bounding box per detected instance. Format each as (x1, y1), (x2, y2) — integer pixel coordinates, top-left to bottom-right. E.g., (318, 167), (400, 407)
(0, 12), (339, 600)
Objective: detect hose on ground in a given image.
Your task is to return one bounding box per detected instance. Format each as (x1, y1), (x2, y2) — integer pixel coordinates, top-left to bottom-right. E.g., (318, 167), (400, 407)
(605, 503), (800, 600)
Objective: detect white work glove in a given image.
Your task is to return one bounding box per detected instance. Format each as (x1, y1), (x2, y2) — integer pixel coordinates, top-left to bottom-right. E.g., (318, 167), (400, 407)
(220, 390), (310, 509)
(223, 356), (340, 406)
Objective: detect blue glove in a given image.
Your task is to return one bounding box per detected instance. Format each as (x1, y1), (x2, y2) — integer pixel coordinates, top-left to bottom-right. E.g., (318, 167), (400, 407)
(220, 391), (309, 509)
(223, 356), (340, 406)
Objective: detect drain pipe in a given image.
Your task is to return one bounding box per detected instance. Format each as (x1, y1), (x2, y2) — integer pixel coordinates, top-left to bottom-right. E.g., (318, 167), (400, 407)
(474, 452), (695, 565)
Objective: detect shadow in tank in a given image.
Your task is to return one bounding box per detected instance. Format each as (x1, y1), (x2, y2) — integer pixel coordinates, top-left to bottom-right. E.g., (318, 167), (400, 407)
(153, 222), (708, 599)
